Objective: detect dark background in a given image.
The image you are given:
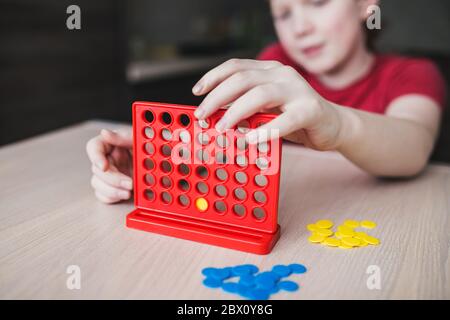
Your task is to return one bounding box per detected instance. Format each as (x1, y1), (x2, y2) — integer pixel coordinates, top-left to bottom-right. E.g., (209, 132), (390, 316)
(1, 0), (449, 162)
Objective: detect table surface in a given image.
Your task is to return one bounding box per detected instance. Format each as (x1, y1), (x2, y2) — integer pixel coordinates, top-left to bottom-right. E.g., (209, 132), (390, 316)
(1, 121), (449, 299)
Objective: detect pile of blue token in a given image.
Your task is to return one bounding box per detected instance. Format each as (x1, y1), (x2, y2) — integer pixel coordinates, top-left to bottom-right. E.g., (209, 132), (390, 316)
(201, 263), (307, 300)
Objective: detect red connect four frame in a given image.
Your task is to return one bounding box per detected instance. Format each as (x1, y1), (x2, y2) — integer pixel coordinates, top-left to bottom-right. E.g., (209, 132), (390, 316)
(126, 101), (282, 254)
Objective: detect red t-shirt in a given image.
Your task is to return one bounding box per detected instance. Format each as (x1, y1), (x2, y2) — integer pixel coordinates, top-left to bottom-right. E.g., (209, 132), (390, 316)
(257, 43), (446, 114)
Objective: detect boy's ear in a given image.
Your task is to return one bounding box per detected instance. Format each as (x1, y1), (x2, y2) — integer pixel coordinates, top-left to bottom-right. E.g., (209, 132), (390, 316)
(357, 0), (380, 21)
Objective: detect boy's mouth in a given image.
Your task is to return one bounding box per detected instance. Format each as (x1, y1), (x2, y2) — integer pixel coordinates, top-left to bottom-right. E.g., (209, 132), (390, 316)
(300, 44), (324, 58)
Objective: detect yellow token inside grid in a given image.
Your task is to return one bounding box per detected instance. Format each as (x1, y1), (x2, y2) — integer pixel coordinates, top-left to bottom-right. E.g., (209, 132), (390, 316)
(341, 237), (361, 247)
(316, 219), (333, 229)
(315, 228), (333, 237)
(308, 234), (326, 243)
(322, 238), (341, 247)
(344, 219), (360, 228)
(195, 197), (209, 212)
(361, 220), (377, 229)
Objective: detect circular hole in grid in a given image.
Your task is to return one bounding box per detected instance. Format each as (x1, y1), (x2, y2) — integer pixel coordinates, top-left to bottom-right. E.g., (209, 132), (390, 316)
(197, 119), (210, 129)
(236, 120), (250, 133)
(196, 165), (209, 179)
(254, 191), (267, 204)
(236, 155), (248, 167)
(178, 194), (190, 207)
(179, 114), (191, 127)
(236, 137), (249, 151)
(161, 128), (172, 141)
(258, 141), (270, 153)
(235, 171), (248, 185)
(216, 135), (229, 148)
(178, 146), (190, 160)
(178, 163), (190, 176)
(214, 201), (227, 214)
(255, 175), (268, 187)
(215, 168), (228, 181)
(144, 189), (155, 201)
(253, 207), (266, 220)
(161, 144), (172, 157)
(196, 182), (209, 194)
(197, 149), (210, 163)
(161, 191), (172, 204)
(161, 160), (172, 173)
(161, 112), (172, 125)
(144, 173), (155, 186)
(178, 179), (190, 192)
(161, 176), (173, 189)
(233, 204), (246, 217)
(144, 110), (155, 123)
(215, 185), (227, 197)
(216, 151), (228, 165)
(179, 130), (191, 143)
(144, 142), (155, 155)
(144, 158), (155, 170)
(256, 157), (269, 170)
(234, 188), (247, 201)
(197, 132), (210, 145)
(144, 127), (155, 139)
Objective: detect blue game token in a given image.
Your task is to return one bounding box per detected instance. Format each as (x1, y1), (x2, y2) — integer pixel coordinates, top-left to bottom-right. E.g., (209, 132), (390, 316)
(239, 274), (256, 286)
(210, 268), (232, 280)
(248, 288), (270, 300)
(272, 265), (292, 277)
(255, 273), (278, 289)
(203, 277), (223, 288)
(255, 271), (281, 282)
(289, 264), (307, 274)
(201, 267), (218, 277)
(222, 282), (239, 293)
(237, 284), (255, 299)
(278, 280), (299, 292)
(232, 264), (259, 276)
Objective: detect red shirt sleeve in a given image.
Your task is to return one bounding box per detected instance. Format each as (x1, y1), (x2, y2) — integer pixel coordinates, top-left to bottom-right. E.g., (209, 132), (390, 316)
(385, 58), (447, 108)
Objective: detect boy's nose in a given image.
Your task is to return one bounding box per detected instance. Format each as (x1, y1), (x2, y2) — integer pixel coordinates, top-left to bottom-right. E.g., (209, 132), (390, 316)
(292, 7), (314, 37)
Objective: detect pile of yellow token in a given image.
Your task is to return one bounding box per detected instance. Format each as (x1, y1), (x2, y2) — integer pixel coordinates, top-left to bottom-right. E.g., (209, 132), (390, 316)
(307, 219), (380, 249)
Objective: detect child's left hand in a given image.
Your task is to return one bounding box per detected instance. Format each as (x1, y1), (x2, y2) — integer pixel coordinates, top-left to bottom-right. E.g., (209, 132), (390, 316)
(192, 58), (348, 151)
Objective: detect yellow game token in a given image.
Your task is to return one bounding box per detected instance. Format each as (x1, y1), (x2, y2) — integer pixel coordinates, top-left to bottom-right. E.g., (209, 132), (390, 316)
(353, 231), (368, 240)
(195, 198), (209, 212)
(316, 220), (334, 229)
(341, 237), (361, 247)
(339, 244), (353, 249)
(316, 228), (333, 237)
(364, 235), (380, 245)
(361, 220), (377, 229)
(335, 232), (344, 239)
(338, 226), (355, 237)
(358, 239), (369, 247)
(308, 234), (326, 243)
(307, 224), (319, 232)
(344, 219), (360, 228)
(322, 238), (341, 247)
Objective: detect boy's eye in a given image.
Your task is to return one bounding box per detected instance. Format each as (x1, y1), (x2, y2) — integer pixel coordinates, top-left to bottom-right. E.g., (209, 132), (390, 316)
(274, 9), (292, 21)
(309, 0), (329, 7)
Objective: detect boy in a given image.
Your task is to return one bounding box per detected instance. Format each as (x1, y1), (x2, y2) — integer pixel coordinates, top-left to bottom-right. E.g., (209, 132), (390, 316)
(87, 0), (446, 203)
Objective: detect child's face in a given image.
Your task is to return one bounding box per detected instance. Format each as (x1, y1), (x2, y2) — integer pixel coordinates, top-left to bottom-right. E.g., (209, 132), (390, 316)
(270, 0), (373, 75)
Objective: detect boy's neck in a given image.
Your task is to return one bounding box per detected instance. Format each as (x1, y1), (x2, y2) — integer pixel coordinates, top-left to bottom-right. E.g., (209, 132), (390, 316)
(317, 44), (375, 90)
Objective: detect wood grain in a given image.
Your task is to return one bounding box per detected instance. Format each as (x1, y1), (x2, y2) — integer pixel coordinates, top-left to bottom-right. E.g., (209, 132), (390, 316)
(0, 121), (449, 299)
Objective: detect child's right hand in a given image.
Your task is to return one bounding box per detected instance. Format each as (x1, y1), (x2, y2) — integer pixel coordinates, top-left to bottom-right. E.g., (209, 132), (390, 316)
(86, 127), (133, 204)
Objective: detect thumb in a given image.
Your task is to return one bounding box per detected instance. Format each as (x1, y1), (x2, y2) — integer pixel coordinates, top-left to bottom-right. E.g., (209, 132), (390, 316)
(101, 129), (133, 148)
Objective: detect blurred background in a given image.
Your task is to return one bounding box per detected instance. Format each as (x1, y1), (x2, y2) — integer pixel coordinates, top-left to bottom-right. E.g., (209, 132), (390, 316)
(1, 0), (449, 161)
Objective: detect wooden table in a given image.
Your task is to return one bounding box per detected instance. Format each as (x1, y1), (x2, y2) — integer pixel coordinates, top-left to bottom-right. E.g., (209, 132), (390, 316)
(1, 121), (449, 299)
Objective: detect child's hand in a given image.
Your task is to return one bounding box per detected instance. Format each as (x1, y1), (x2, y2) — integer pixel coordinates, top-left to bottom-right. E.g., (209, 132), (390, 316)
(86, 128), (133, 204)
(192, 59), (348, 151)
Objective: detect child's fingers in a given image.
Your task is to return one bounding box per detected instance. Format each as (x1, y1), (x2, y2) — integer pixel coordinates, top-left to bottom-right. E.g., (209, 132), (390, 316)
(86, 136), (110, 171)
(196, 69), (271, 120)
(246, 109), (307, 144)
(192, 59), (281, 98)
(100, 129), (133, 148)
(94, 190), (120, 204)
(91, 175), (131, 200)
(91, 164), (133, 190)
(215, 83), (284, 133)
